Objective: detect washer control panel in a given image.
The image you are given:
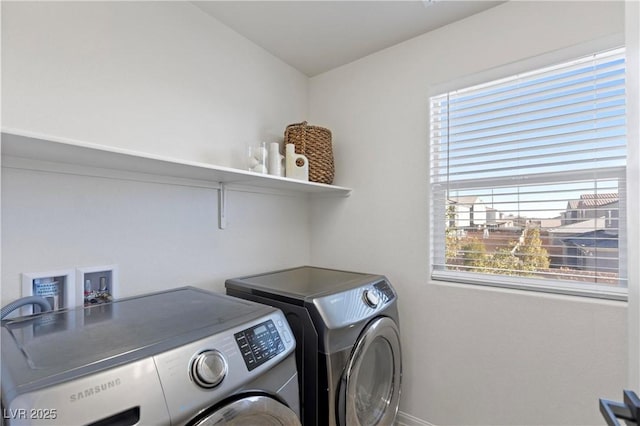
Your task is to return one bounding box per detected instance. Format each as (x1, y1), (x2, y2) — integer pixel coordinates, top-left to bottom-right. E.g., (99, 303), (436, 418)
(152, 310), (295, 425)
(234, 319), (285, 371)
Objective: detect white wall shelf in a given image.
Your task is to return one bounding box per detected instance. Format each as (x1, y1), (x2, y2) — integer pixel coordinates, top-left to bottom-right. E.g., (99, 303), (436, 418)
(1, 129), (351, 229)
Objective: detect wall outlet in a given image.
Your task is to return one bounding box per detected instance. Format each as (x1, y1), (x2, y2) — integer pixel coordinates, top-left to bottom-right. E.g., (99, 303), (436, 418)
(21, 269), (76, 315)
(76, 265), (118, 307)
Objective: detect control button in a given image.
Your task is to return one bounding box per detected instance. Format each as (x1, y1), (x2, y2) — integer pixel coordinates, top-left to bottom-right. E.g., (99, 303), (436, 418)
(277, 320), (284, 327)
(363, 289), (380, 308)
(283, 331), (292, 343)
(191, 350), (227, 389)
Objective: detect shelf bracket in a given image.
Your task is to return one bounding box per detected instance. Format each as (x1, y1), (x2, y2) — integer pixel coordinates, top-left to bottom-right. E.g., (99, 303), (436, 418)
(218, 183), (227, 230)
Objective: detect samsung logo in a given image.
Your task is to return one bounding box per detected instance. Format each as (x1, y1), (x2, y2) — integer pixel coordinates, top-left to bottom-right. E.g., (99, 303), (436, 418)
(69, 378), (121, 403)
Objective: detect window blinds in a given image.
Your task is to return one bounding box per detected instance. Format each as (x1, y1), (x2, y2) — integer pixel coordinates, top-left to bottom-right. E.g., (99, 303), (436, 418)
(430, 47), (627, 299)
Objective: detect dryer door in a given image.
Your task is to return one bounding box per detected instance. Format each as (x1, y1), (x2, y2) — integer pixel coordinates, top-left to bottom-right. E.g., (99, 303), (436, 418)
(189, 395), (300, 426)
(340, 316), (402, 426)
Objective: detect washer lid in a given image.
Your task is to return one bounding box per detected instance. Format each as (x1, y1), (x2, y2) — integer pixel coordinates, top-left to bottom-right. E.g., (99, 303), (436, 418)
(1, 287), (272, 392)
(225, 266), (383, 303)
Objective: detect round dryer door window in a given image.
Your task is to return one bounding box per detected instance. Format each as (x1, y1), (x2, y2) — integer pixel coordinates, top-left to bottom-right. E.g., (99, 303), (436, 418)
(342, 316), (402, 426)
(188, 395), (301, 426)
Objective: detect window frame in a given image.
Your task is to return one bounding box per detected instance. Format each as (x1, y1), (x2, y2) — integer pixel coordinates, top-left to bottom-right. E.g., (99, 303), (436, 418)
(428, 35), (628, 301)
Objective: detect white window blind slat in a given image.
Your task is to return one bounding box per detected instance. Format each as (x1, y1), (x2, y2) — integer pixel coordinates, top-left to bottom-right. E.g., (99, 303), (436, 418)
(433, 167), (625, 191)
(439, 93), (626, 134)
(443, 52), (624, 111)
(439, 73), (625, 123)
(446, 103), (625, 140)
(447, 136), (625, 163)
(438, 120), (625, 155)
(439, 156), (626, 181)
(447, 143), (625, 168)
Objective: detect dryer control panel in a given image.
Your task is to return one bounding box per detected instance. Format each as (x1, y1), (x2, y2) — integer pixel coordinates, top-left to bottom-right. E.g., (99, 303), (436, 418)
(312, 278), (397, 330)
(234, 319), (285, 371)
(374, 280), (396, 302)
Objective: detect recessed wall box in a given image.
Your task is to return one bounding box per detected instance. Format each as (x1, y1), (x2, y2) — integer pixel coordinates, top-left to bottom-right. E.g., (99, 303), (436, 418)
(76, 265), (118, 307)
(21, 269), (76, 315)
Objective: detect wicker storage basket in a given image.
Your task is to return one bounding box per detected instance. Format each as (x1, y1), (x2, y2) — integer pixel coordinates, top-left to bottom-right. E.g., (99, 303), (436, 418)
(284, 121), (335, 184)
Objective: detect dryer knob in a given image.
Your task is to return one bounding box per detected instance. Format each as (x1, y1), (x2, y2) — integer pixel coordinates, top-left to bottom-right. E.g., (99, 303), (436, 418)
(363, 289), (380, 308)
(191, 350), (227, 388)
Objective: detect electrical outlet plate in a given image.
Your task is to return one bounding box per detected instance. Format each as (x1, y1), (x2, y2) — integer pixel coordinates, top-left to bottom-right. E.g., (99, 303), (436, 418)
(76, 264), (118, 307)
(21, 269), (76, 315)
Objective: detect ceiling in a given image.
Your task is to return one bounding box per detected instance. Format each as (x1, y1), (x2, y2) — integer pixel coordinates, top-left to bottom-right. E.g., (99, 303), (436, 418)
(193, 1), (504, 77)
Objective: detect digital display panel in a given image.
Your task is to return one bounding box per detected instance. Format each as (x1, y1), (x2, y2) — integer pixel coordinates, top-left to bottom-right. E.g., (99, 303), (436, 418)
(234, 320), (285, 371)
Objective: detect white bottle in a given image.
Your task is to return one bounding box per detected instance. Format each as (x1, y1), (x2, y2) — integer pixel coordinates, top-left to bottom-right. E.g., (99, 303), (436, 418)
(268, 142), (284, 176)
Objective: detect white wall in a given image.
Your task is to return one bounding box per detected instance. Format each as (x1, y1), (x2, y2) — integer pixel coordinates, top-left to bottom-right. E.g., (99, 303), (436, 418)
(1, 1), (307, 167)
(309, 2), (628, 425)
(1, 169), (311, 302)
(1, 1), (312, 305)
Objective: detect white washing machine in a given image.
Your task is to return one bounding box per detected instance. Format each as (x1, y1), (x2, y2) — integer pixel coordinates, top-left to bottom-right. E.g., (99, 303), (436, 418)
(226, 266), (402, 426)
(1, 287), (300, 425)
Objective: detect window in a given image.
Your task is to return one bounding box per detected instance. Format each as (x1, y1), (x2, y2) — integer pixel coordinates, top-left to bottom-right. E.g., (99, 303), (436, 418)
(430, 47), (627, 300)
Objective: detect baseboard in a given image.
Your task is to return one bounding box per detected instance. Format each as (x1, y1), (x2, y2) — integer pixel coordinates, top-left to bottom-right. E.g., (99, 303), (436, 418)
(396, 411), (436, 426)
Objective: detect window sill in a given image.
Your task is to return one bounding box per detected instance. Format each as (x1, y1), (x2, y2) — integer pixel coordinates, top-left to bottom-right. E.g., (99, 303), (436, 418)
(429, 273), (628, 303)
